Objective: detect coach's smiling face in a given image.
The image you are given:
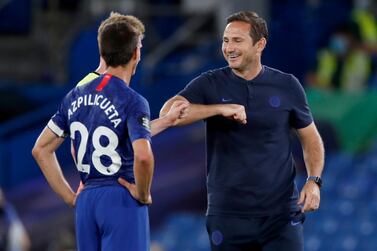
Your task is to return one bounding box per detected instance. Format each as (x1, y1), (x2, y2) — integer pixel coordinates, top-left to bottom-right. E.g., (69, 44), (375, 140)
(222, 21), (265, 75)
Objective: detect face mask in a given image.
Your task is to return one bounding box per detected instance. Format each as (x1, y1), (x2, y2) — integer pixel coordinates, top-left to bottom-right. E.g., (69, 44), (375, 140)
(329, 35), (349, 55)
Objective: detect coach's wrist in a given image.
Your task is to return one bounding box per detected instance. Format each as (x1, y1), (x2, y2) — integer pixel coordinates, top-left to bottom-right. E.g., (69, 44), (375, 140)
(306, 176), (322, 189)
(214, 104), (225, 116)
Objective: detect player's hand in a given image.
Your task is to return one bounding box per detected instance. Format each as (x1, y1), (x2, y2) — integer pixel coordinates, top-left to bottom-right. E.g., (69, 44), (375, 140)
(220, 104), (247, 124)
(298, 181), (320, 212)
(118, 177), (152, 205)
(165, 100), (189, 126)
(76, 181), (84, 195)
(70, 181), (85, 207)
(72, 181), (85, 207)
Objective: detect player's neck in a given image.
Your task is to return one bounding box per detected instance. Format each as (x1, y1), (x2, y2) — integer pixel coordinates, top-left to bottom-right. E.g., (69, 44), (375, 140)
(105, 66), (132, 86)
(95, 57), (107, 75)
(232, 61), (262, 81)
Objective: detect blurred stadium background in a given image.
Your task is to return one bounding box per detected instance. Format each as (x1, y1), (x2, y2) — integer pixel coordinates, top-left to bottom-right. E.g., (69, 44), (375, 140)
(1, 0), (377, 250)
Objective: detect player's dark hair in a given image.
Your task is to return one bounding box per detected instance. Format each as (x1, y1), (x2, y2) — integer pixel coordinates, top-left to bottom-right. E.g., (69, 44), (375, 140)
(98, 21), (139, 67)
(226, 11), (268, 44)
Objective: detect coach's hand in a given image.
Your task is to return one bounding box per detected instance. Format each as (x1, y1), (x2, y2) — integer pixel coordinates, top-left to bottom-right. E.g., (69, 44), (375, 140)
(118, 177), (152, 205)
(298, 181), (320, 212)
(220, 104), (247, 124)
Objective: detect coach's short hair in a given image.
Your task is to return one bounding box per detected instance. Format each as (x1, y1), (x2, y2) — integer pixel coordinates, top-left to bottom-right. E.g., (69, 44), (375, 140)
(226, 11), (268, 44)
(98, 12), (145, 67)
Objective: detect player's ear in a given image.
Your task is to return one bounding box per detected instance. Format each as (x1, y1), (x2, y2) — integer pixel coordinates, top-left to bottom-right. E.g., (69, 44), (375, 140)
(132, 49), (137, 60)
(132, 47), (140, 61)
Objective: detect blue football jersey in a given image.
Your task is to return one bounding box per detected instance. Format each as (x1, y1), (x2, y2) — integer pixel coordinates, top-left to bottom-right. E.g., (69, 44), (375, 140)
(47, 74), (151, 184)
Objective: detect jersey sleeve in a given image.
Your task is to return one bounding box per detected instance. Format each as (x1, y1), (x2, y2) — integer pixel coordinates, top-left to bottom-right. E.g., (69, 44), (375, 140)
(178, 74), (210, 104)
(127, 96), (152, 142)
(289, 75), (313, 129)
(47, 94), (70, 137)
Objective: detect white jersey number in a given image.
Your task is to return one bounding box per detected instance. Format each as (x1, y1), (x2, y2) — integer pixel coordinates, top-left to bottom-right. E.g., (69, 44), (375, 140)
(70, 122), (121, 175)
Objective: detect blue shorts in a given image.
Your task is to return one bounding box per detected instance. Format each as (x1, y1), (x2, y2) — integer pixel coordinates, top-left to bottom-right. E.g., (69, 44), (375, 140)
(206, 211), (305, 251)
(75, 185), (150, 251)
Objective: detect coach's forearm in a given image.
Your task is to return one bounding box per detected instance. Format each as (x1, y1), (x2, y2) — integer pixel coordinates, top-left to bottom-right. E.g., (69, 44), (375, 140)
(173, 104), (224, 125)
(161, 101), (223, 126)
(299, 124), (325, 177)
(32, 149), (75, 205)
(303, 138), (324, 177)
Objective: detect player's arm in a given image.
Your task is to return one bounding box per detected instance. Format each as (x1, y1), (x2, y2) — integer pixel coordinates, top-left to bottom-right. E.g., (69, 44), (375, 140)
(132, 139), (154, 204)
(118, 96), (154, 204)
(160, 95), (247, 126)
(150, 100), (189, 136)
(32, 127), (76, 207)
(118, 139), (154, 204)
(296, 122), (325, 212)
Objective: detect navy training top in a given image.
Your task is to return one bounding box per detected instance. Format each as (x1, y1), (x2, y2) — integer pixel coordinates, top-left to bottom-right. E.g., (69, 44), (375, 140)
(179, 66), (313, 216)
(48, 74), (151, 186)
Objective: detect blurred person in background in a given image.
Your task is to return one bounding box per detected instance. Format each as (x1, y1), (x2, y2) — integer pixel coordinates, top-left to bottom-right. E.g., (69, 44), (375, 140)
(0, 188), (30, 251)
(160, 10), (324, 251)
(351, 0), (377, 88)
(306, 23), (371, 92)
(352, 0), (377, 54)
(32, 12), (187, 251)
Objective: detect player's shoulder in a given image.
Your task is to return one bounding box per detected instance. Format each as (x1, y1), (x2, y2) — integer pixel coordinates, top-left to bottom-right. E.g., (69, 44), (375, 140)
(76, 72), (100, 87)
(132, 90), (148, 104)
(120, 85), (149, 107)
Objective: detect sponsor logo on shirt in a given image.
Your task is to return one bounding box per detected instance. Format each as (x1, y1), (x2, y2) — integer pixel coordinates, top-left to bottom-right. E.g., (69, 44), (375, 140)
(139, 115), (151, 132)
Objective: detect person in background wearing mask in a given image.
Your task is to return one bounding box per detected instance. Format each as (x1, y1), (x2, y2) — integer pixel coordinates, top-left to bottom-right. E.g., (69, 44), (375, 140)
(352, 0), (377, 54)
(0, 188), (30, 251)
(307, 24), (371, 92)
(351, 0), (377, 88)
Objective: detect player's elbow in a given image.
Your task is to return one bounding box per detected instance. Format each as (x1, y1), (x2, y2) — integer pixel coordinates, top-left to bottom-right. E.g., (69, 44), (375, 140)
(31, 144), (43, 160)
(32, 143), (51, 163)
(132, 139), (154, 170)
(134, 151), (154, 167)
